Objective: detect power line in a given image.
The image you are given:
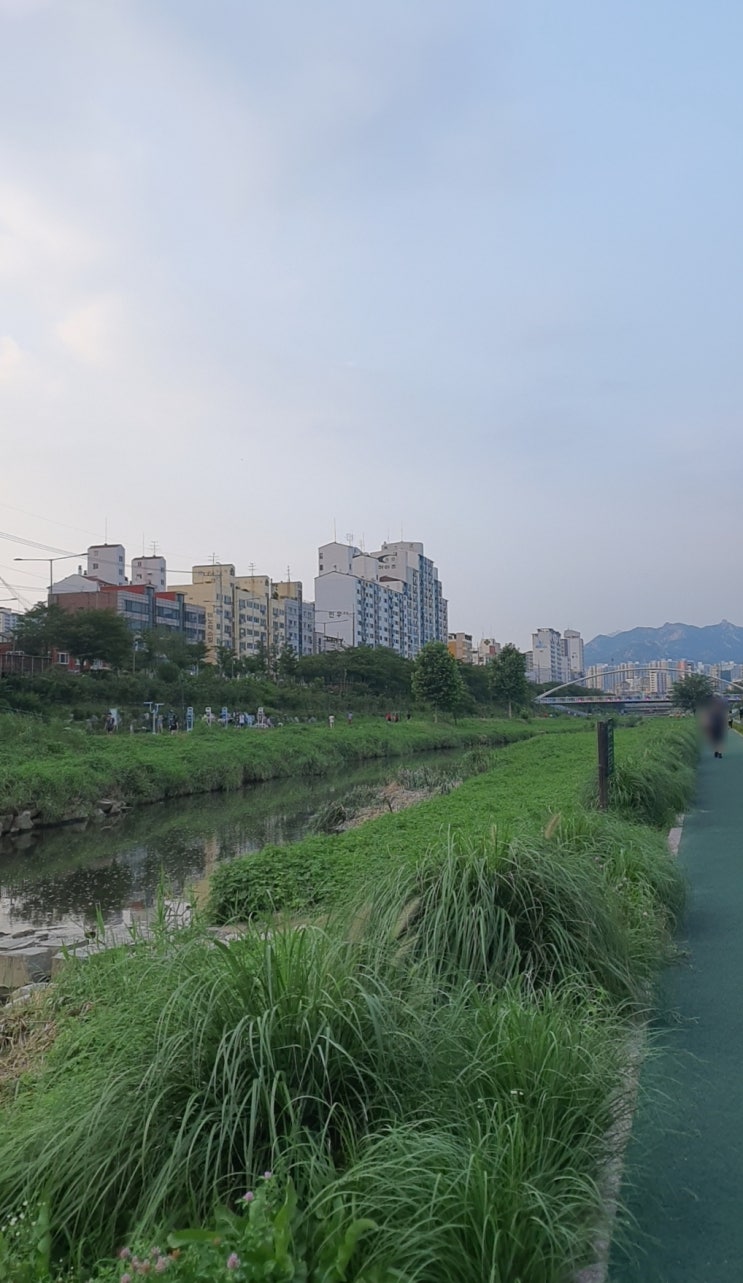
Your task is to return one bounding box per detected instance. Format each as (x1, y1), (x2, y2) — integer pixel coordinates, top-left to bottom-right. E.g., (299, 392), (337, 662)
(0, 503), (97, 538)
(0, 530), (76, 555)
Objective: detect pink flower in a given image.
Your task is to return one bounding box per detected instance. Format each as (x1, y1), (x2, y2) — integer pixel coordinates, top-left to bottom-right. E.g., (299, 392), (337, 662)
(119, 1248), (132, 1261)
(263, 1170), (272, 1180)
(155, 1259), (169, 1274)
(227, 1253), (241, 1270)
(121, 1275), (132, 1283)
(241, 1190), (254, 1203)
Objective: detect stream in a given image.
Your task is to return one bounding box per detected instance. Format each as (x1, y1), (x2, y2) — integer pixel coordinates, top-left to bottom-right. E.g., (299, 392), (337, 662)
(0, 748), (468, 935)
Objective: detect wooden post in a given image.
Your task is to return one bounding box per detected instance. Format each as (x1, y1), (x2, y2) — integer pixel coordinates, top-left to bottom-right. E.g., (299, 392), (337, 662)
(597, 719), (614, 810)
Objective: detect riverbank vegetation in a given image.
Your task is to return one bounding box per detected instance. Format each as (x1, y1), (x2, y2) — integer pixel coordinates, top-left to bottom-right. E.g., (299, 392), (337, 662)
(0, 719), (697, 1281)
(0, 714), (541, 825)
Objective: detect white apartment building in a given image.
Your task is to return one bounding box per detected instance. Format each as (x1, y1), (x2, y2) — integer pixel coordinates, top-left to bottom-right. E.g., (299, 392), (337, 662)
(532, 628), (570, 684)
(315, 539), (447, 658)
(132, 555), (167, 591)
(87, 544), (126, 585)
(562, 630), (585, 680)
(0, 607), (19, 640)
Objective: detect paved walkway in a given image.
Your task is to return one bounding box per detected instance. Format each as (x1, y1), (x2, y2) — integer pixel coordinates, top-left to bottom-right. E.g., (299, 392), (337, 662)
(610, 727), (743, 1282)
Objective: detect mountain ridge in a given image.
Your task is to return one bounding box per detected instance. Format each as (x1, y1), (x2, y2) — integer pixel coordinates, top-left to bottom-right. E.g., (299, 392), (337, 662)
(584, 621), (743, 667)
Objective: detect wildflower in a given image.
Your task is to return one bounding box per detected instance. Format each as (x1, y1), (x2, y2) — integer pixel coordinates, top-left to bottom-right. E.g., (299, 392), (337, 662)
(263, 1170), (272, 1180)
(119, 1248), (132, 1261)
(227, 1253), (241, 1270)
(241, 1190), (254, 1203)
(121, 1275), (132, 1283)
(155, 1259), (169, 1274)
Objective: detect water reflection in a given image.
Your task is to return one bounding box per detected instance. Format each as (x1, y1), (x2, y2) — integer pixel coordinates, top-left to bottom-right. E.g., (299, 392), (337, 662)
(0, 750), (458, 933)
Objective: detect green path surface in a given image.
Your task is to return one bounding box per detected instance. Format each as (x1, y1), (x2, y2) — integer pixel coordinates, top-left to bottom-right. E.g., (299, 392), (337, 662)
(610, 728), (743, 1282)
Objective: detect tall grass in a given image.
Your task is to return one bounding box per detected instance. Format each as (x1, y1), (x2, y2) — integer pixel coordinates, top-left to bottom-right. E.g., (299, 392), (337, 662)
(0, 720), (697, 1279)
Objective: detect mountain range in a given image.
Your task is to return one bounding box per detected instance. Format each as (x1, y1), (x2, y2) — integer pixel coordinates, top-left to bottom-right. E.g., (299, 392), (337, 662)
(584, 621), (743, 667)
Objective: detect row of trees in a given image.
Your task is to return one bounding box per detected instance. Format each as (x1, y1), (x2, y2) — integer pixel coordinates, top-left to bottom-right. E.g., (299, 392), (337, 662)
(8, 605), (534, 716)
(412, 641), (531, 718)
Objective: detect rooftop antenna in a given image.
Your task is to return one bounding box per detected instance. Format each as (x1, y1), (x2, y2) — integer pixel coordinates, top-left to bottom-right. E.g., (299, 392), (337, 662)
(209, 552), (220, 565)
(104, 516), (108, 543)
(286, 564), (291, 583)
(142, 532), (145, 556)
(346, 532), (354, 546)
(333, 517), (337, 541)
(150, 540), (159, 557)
(248, 561), (256, 578)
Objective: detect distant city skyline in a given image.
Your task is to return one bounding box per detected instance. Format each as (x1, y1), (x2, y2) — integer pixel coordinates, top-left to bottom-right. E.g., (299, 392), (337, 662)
(3, 2), (743, 643)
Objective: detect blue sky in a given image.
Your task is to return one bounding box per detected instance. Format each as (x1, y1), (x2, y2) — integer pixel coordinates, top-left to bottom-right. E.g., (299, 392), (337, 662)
(1, 0), (742, 646)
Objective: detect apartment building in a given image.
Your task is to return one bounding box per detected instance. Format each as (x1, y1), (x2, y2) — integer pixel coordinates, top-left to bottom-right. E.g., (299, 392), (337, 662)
(448, 633), (473, 664)
(87, 544), (126, 585)
(315, 538), (447, 658)
(532, 628), (570, 684)
(50, 582), (206, 646)
(531, 627), (585, 684)
(132, 555), (167, 591)
(562, 629), (585, 680)
(169, 563), (236, 659)
(0, 608), (19, 640)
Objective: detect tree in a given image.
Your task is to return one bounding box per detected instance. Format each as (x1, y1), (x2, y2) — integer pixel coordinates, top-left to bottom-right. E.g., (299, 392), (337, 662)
(671, 673), (715, 713)
(276, 645), (298, 683)
(60, 610), (132, 669)
(12, 603), (68, 656)
(140, 629), (207, 673)
(489, 643), (531, 717)
(411, 642), (465, 719)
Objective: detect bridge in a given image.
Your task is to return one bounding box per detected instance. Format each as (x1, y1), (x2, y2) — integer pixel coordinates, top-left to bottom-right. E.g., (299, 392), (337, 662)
(535, 664), (743, 713)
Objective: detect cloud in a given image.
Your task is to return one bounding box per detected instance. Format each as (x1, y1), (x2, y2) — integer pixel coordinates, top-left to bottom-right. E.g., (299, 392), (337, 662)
(55, 296), (121, 366)
(0, 183), (101, 286)
(0, 334), (23, 382)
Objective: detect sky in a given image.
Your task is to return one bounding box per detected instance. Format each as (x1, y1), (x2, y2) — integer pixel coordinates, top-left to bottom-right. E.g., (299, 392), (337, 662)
(2, 0), (743, 649)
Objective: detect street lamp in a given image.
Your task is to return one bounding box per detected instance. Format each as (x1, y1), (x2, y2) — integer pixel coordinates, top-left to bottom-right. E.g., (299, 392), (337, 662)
(14, 552), (87, 600)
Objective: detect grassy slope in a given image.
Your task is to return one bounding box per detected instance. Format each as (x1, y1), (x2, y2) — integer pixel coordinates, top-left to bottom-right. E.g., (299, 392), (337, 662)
(208, 725), (668, 920)
(0, 715), (545, 823)
(0, 720), (698, 1281)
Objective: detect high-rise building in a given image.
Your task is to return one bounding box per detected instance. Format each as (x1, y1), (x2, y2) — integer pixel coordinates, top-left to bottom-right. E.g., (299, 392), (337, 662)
(315, 538), (447, 658)
(532, 628), (569, 684)
(562, 630), (585, 680)
(170, 564), (236, 660)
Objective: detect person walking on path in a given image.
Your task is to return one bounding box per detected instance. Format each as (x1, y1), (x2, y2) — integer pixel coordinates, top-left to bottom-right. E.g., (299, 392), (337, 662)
(705, 695), (727, 758)
(328, 714), (335, 729)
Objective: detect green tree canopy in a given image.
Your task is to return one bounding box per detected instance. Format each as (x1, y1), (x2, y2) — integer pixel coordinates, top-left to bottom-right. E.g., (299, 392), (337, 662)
(13, 604), (132, 668)
(12, 603), (67, 656)
(60, 610), (133, 669)
(671, 673), (715, 713)
(411, 641), (465, 719)
(489, 643), (531, 717)
(276, 644), (298, 683)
